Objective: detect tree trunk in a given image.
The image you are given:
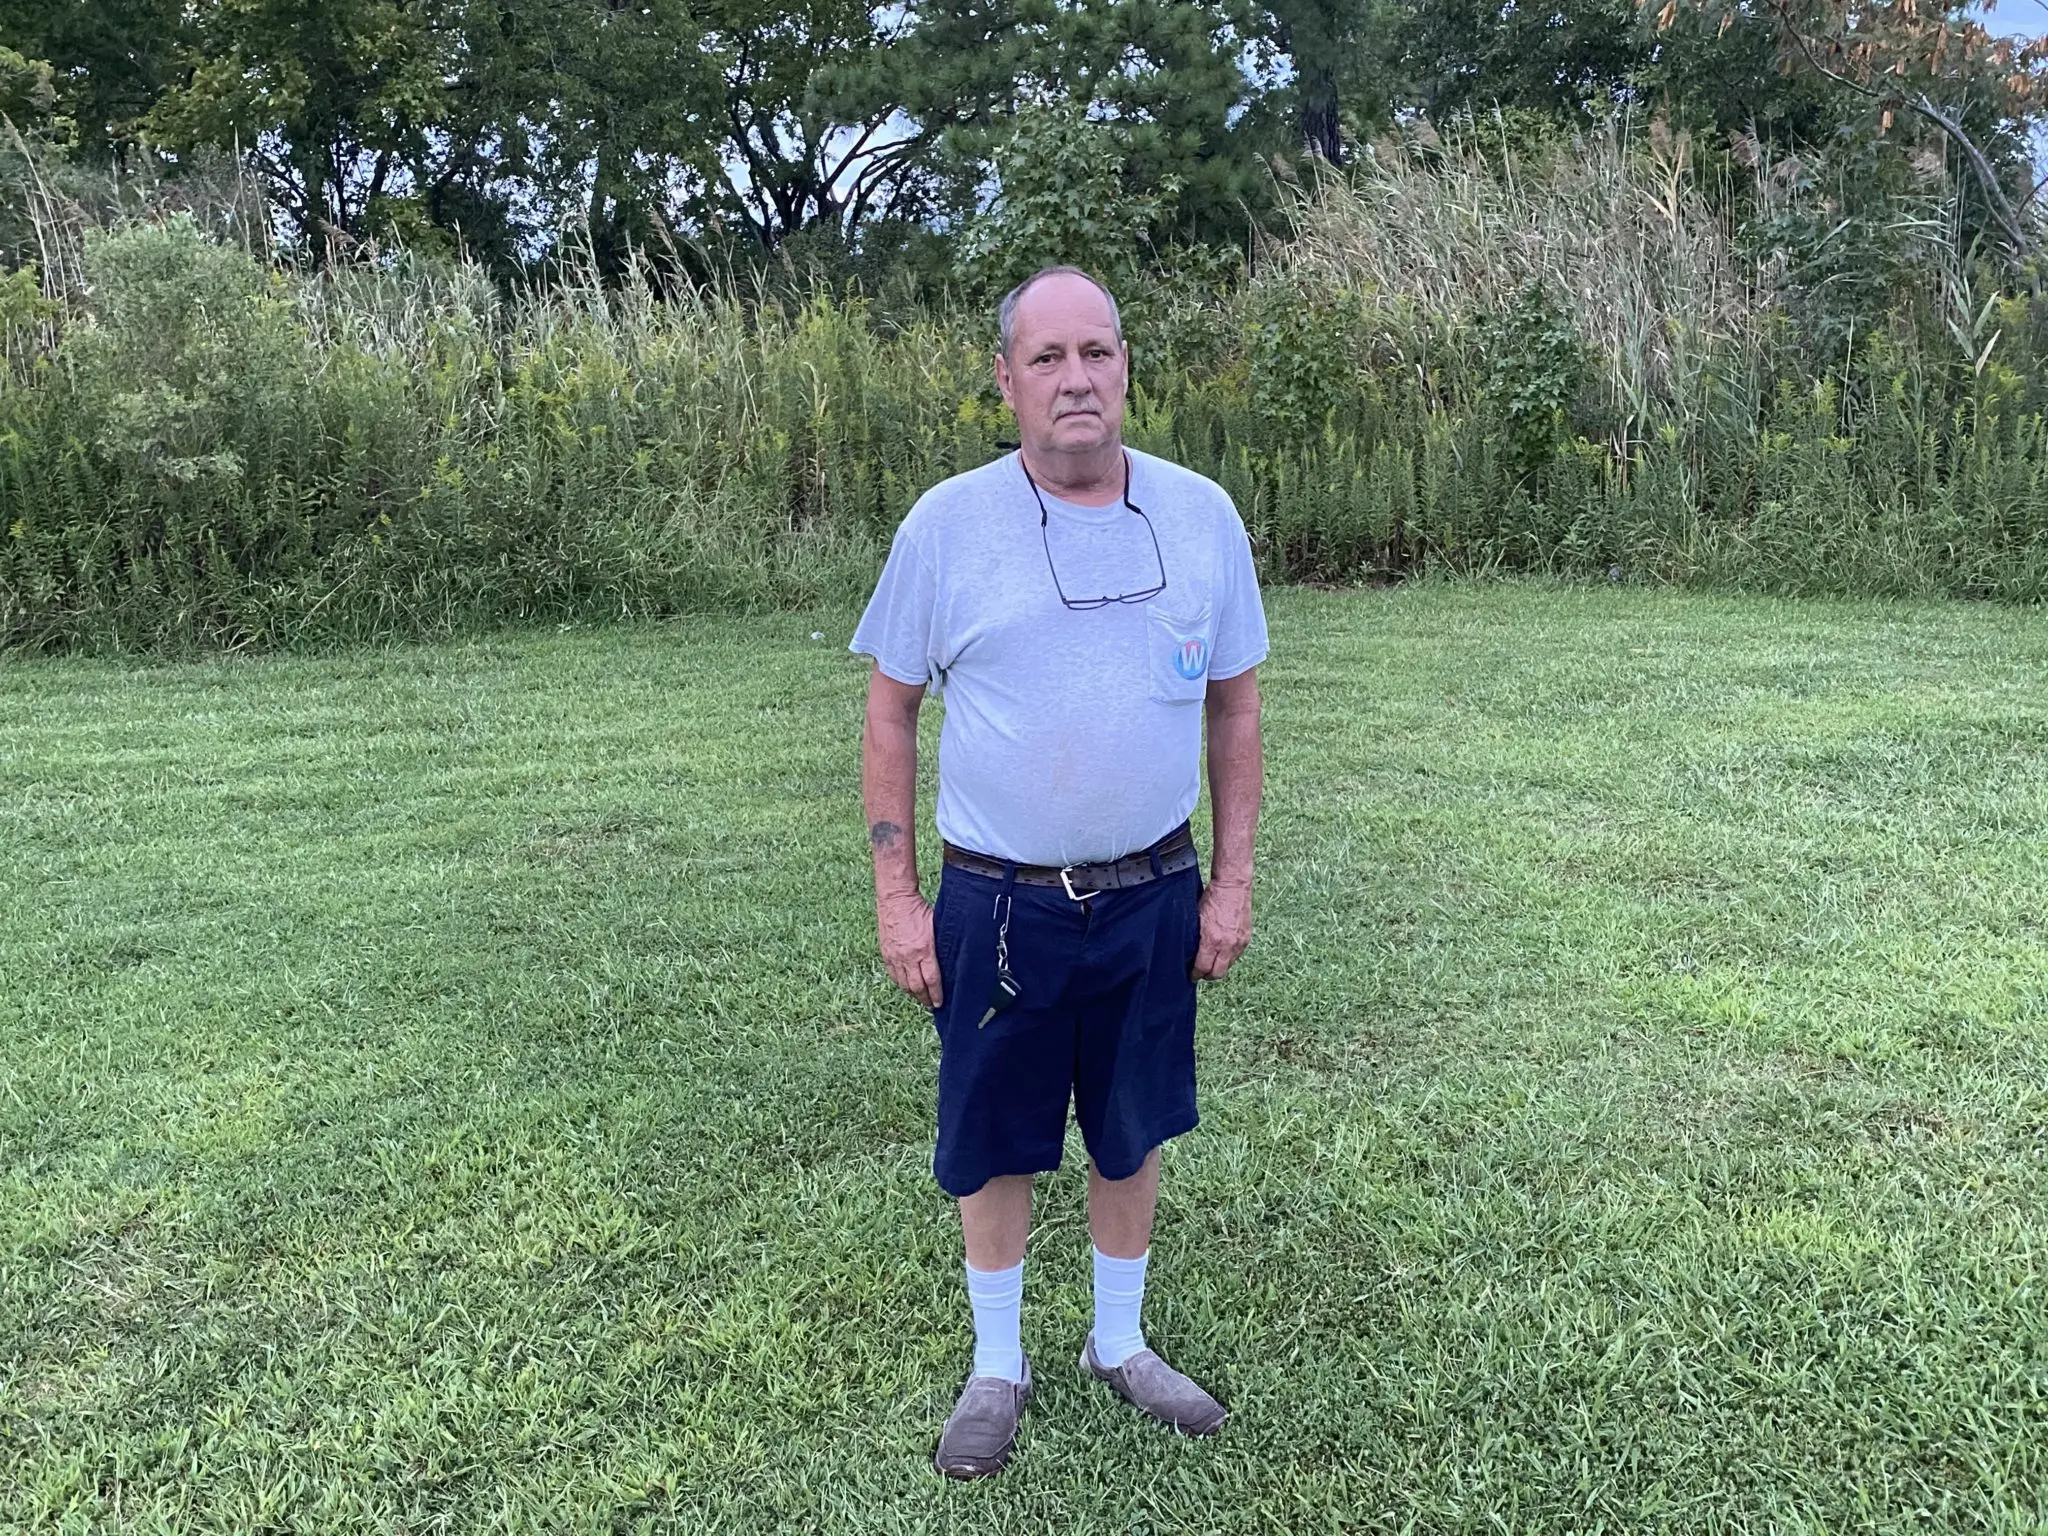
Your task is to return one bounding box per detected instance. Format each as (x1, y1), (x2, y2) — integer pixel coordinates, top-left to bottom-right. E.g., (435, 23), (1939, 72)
(1300, 63), (1344, 165)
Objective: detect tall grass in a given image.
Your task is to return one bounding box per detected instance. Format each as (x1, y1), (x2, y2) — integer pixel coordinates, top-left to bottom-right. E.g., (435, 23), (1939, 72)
(3, 132), (2048, 653)
(0, 228), (1003, 651)
(1272, 120), (1767, 451)
(1187, 127), (2048, 598)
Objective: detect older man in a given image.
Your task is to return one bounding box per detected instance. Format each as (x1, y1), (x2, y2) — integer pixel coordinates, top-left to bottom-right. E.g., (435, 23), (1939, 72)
(852, 265), (1267, 1478)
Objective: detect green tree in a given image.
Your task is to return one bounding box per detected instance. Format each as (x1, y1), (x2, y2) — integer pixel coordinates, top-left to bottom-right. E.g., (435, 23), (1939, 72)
(844, 0), (1274, 247)
(0, 43), (62, 133)
(141, 0), (463, 259)
(1375, 0), (1846, 150)
(132, 0), (903, 269)
(456, 0), (725, 273)
(1260, 0), (1390, 164)
(472, 0), (922, 262)
(953, 102), (1177, 297)
(1392, 0), (1655, 123)
(0, 0), (187, 162)
(701, 0), (931, 244)
(1667, 0), (2047, 256)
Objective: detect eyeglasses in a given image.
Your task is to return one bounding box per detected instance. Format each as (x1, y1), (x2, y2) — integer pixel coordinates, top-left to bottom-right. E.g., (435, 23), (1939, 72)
(1017, 451), (1167, 610)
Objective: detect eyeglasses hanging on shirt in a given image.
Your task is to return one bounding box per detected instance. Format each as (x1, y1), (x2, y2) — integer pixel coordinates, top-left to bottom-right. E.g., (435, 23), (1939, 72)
(1014, 450), (1167, 610)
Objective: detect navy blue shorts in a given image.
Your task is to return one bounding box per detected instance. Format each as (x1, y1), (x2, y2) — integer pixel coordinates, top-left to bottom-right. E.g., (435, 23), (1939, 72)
(929, 855), (1203, 1198)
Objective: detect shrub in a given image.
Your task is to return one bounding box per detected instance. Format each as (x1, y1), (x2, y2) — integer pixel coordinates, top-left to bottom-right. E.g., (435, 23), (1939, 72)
(5, 128), (2048, 653)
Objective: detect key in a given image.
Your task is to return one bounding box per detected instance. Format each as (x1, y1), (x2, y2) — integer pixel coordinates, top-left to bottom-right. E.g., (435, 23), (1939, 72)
(978, 969), (1021, 1028)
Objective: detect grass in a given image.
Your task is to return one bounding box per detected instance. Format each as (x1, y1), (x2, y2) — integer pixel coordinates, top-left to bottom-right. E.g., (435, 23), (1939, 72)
(3, 581), (2047, 1534)
(15, 172), (2048, 656)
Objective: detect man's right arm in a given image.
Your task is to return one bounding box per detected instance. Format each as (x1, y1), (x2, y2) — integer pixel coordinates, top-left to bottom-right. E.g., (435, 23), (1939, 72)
(862, 665), (943, 1008)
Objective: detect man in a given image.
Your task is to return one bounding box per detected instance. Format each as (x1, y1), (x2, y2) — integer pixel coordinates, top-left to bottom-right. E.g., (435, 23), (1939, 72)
(852, 265), (1267, 1479)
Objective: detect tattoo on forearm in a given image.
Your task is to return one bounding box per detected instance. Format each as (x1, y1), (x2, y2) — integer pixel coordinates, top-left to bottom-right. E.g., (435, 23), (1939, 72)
(869, 820), (904, 850)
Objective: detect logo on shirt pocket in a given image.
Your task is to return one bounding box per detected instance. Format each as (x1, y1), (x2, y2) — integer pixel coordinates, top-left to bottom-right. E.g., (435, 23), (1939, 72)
(1148, 602), (1213, 702)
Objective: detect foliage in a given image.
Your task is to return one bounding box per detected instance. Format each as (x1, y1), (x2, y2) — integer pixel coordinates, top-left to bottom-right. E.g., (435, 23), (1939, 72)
(704, 0), (935, 244)
(1270, 123), (1762, 444)
(8, 134), (2048, 653)
(68, 219), (301, 486)
(0, 45), (62, 137)
(0, 263), (53, 334)
(0, 217), (1004, 651)
(953, 104), (1179, 301)
(1472, 283), (1595, 481)
(0, 0), (187, 161)
(1668, 0), (2048, 256)
(123, 0), (911, 271)
(4, 0), (2043, 278)
(470, 0), (910, 261)
(140, 0), (465, 258)
(32, 0), (1284, 266)
(857, 0), (1276, 248)
(1260, 0), (1375, 161)
(1240, 278), (1365, 438)
(1395, 0), (1657, 123)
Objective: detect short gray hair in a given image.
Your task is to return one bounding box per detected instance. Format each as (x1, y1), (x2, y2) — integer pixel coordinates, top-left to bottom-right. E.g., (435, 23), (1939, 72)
(997, 265), (1123, 357)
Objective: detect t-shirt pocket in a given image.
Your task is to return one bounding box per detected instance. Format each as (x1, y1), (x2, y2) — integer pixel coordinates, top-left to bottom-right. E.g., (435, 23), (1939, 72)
(1146, 600), (1214, 703)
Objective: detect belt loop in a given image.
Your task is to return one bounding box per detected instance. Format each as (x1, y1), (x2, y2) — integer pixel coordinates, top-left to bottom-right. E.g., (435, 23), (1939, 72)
(1147, 845), (1164, 878)
(999, 860), (1018, 900)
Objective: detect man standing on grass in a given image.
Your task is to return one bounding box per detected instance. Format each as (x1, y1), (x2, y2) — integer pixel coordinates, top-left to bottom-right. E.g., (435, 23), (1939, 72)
(852, 265), (1267, 1478)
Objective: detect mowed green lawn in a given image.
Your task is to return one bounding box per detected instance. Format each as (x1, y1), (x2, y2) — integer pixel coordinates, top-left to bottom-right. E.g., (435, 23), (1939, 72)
(4, 584), (2047, 1535)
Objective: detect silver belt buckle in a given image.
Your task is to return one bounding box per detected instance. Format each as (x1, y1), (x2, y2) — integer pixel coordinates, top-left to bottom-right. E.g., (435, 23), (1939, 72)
(1060, 864), (1098, 902)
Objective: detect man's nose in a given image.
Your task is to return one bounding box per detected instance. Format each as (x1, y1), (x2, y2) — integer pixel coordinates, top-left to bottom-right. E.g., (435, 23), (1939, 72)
(1055, 353), (1094, 395)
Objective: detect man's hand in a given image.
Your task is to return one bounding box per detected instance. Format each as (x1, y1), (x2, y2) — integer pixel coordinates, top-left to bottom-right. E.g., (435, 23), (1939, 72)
(878, 889), (945, 1008)
(1192, 879), (1253, 981)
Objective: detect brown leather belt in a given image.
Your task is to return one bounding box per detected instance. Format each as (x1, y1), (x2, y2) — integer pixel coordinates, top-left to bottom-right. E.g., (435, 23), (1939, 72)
(942, 823), (1200, 899)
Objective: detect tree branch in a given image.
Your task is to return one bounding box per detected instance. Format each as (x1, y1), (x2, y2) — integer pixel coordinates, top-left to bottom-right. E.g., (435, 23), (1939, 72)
(1765, 1), (2031, 253)
(818, 114), (891, 201)
(1908, 90), (2031, 251)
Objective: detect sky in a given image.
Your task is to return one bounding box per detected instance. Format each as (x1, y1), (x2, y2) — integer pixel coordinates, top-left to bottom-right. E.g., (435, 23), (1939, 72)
(1979, 0), (2048, 39)
(1974, 1), (2048, 171)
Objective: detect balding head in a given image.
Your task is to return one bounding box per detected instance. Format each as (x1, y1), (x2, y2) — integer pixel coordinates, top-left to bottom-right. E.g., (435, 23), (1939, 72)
(998, 266), (1123, 359)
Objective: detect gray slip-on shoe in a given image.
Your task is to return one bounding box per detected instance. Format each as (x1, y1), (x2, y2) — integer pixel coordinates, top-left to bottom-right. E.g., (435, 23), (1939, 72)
(933, 1358), (1033, 1479)
(1080, 1335), (1227, 1436)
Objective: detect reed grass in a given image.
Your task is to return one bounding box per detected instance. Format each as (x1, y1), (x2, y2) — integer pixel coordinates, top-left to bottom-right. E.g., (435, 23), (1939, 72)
(3, 133), (2047, 653)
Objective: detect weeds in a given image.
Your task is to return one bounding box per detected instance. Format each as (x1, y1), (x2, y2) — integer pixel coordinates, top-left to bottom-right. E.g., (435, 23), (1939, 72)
(3, 132), (2048, 653)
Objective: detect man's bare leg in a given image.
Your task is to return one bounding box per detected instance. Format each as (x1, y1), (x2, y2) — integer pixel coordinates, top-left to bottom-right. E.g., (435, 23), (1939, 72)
(957, 1174), (1032, 1386)
(1085, 1148), (1160, 1366)
(1086, 1148), (1161, 1259)
(935, 1174), (1035, 1476)
(960, 1174), (1034, 1270)
(1079, 1146), (1225, 1431)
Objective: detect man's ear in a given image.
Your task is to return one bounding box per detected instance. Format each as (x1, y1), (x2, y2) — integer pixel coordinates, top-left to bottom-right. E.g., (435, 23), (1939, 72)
(993, 350), (1014, 408)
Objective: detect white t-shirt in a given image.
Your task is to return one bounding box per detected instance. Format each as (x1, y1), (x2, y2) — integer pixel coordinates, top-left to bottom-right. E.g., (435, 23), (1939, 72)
(850, 448), (1269, 866)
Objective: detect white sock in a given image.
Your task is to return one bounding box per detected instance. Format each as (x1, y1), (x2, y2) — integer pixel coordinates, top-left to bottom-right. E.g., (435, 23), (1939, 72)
(1091, 1247), (1149, 1367)
(965, 1260), (1025, 1382)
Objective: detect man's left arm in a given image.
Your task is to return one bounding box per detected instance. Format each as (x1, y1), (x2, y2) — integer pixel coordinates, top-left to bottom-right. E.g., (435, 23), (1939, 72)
(1195, 667), (1262, 981)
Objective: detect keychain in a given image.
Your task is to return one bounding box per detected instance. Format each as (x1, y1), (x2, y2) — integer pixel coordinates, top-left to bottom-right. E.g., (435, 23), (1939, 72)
(979, 891), (1022, 1027)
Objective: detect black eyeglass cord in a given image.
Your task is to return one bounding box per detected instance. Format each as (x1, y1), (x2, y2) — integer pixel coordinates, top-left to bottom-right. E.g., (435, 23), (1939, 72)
(1015, 450), (1168, 611)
